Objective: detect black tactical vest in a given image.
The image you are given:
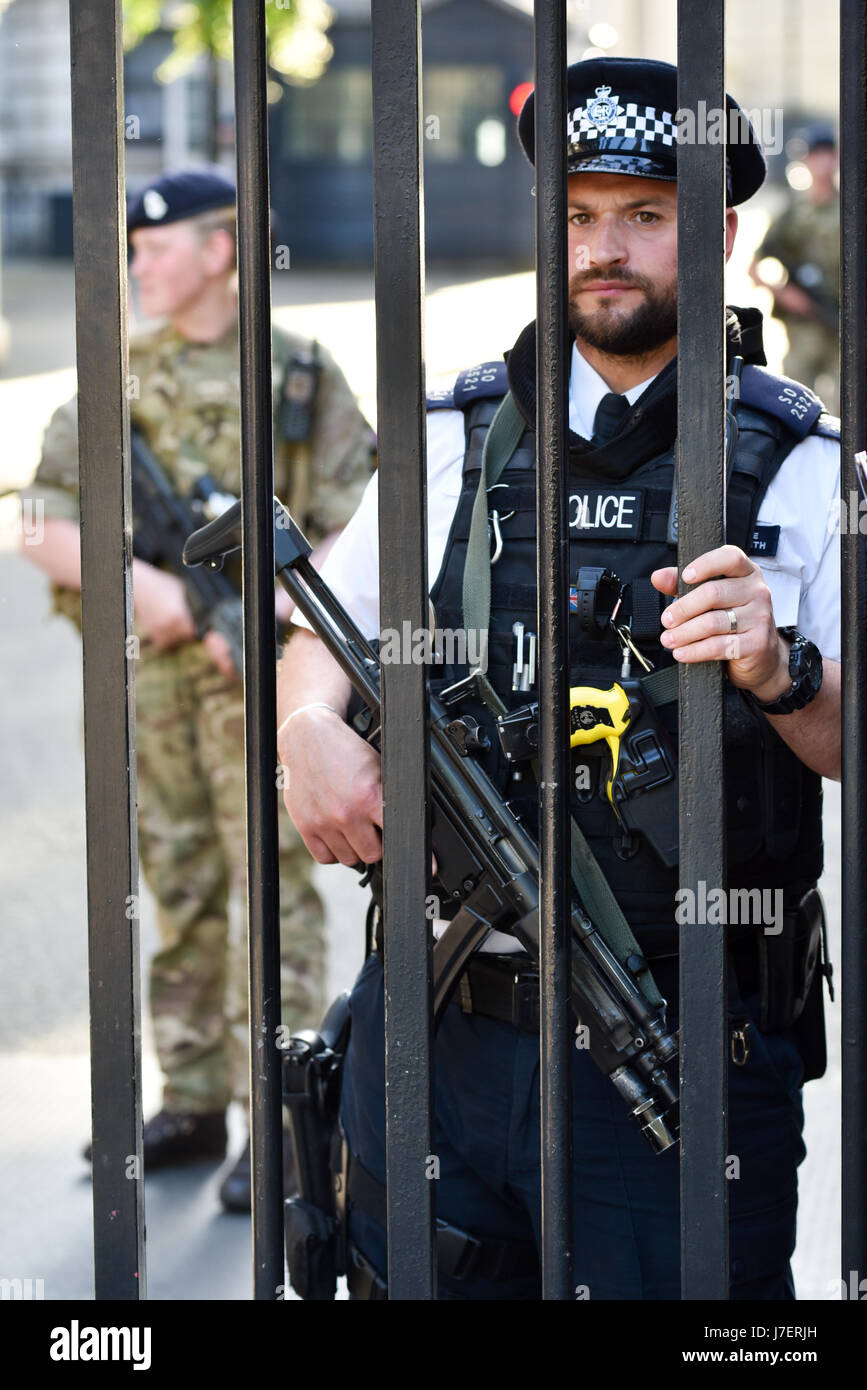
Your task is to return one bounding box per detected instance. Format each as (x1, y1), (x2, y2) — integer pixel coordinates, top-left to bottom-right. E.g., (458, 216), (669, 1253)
(428, 351), (834, 929)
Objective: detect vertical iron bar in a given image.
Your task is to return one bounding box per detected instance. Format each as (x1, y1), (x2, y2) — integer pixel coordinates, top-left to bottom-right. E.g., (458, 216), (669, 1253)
(370, 0), (435, 1299)
(534, 0), (573, 1301)
(840, 0), (867, 1286)
(676, 0), (729, 1300)
(69, 0), (145, 1299)
(231, 0), (284, 1298)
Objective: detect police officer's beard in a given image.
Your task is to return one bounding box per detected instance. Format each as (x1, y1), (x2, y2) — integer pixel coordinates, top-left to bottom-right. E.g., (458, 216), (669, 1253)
(568, 272), (678, 358)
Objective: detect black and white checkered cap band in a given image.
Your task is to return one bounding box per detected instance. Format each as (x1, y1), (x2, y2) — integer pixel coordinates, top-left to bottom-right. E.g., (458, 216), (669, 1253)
(568, 101), (678, 149)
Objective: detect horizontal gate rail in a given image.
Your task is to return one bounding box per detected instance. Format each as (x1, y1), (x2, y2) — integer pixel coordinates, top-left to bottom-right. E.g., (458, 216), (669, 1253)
(70, 0), (146, 1300)
(676, 0), (729, 1300)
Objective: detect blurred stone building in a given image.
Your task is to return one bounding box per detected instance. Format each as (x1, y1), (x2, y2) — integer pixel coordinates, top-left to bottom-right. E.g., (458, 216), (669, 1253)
(0, 0), (840, 264)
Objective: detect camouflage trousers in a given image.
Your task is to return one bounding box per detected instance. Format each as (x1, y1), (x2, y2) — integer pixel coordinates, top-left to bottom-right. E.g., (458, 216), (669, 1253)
(135, 641), (326, 1115)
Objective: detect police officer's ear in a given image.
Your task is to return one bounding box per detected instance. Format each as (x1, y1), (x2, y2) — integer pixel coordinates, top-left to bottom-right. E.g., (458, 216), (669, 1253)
(724, 207), (738, 265)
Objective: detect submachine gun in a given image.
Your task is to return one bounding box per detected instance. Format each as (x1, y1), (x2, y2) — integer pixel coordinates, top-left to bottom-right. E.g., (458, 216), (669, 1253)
(130, 429), (246, 672)
(184, 497), (680, 1160)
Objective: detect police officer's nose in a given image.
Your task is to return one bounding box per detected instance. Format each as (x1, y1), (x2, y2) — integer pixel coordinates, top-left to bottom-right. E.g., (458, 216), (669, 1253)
(587, 215), (628, 269)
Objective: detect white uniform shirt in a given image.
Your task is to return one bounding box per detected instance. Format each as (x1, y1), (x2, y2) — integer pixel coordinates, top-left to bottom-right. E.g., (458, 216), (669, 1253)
(299, 345), (842, 662)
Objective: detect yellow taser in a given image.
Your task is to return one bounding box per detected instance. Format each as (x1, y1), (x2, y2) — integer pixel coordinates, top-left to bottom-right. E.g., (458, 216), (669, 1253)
(568, 682), (632, 808)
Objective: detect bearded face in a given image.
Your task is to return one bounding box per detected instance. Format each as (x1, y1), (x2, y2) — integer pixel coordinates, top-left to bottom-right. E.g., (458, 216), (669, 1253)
(567, 264), (678, 358)
(565, 172), (685, 363)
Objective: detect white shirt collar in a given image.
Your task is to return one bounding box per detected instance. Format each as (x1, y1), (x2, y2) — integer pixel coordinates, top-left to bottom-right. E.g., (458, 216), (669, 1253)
(568, 342), (657, 441)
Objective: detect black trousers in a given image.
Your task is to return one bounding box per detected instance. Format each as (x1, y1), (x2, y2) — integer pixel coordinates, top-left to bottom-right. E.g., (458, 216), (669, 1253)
(340, 953), (806, 1300)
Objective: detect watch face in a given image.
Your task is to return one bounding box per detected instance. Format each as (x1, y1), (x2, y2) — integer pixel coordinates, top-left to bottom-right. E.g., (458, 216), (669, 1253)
(752, 629), (823, 713)
(787, 634), (823, 704)
(806, 659), (824, 695)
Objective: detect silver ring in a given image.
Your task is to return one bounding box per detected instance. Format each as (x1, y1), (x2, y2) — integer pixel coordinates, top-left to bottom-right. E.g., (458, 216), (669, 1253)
(727, 608), (738, 634)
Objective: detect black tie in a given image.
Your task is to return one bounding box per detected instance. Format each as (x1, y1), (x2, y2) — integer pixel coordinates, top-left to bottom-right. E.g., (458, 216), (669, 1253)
(591, 392), (630, 447)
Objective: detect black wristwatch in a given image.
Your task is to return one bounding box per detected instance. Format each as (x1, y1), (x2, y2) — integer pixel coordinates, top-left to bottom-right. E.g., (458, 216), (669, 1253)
(746, 627), (823, 715)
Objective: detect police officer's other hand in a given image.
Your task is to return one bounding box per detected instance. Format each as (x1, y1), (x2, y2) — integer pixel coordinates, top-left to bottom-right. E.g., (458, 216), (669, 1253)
(651, 545), (791, 702)
(279, 708), (383, 867)
(132, 563), (198, 650)
(202, 630), (237, 679)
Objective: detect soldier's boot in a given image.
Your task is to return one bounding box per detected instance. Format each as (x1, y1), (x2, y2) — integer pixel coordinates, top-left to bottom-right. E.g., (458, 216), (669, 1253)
(218, 1131), (298, 1213)
(82, 1109), (227, 1167)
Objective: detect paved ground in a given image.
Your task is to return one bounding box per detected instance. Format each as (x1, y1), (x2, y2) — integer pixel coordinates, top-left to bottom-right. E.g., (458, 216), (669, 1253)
(0, 228), (844, 1301)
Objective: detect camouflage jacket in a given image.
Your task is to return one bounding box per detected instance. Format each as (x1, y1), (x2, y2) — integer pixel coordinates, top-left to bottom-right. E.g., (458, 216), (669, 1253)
(757, 194), (840, 319)
(22, 320), (375, 630)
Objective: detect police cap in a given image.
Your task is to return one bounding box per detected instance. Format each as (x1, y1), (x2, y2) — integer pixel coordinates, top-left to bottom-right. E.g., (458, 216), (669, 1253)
(517, 57), (766, 206)
(127, 167), (236, 233)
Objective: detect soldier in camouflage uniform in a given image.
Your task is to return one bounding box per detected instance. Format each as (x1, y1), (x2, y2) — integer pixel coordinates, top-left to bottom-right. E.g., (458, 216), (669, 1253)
(750, 125), (839, 413)
(20, 169), (374, 1210)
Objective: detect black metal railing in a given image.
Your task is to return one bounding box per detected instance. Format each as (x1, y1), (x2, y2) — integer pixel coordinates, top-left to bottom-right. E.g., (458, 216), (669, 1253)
(370, 0), (436, 1301)
(230, 0), (285, 1299)
(675, 0), (729, 1301)
(839, 0), (867, 1287)
(70, 0), (144, 1302)
(70, 0), (864, 1303)
(533, 0), (574, 1301)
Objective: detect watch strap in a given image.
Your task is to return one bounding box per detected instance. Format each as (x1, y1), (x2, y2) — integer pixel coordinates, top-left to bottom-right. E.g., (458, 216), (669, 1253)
(746, 627), (822, 715)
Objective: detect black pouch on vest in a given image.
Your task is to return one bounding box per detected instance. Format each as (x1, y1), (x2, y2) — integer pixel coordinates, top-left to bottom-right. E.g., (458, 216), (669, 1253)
(757, 886), (827, 1066)
(284, 1197), (340, 1301)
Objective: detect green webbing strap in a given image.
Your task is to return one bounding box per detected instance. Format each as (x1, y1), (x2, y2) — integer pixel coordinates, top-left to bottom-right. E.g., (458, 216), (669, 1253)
(461, 391), (527, 659)
(569, 821), (663, 1008)
(640, 662), (678, 709)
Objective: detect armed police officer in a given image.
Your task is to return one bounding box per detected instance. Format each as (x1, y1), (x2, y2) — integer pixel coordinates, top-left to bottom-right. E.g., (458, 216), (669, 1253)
(20, 168), (374, 1212)
(276, 59), (841, 1299)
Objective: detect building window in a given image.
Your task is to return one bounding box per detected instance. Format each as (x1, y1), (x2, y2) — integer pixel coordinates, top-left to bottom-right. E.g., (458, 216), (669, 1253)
(282, 67), (373, 163)
(422, 66), (506, 162)
(281, 62), (509, 166)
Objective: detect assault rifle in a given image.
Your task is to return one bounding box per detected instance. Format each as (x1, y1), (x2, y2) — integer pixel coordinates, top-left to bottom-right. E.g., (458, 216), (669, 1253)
(183, 499), (680, 1154)
(760, 249), (839, 334)
(130, 429), (245, 672)
(781, 257), (838, 334)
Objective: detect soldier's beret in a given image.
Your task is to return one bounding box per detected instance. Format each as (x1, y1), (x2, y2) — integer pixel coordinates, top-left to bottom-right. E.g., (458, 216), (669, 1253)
(517, 57), (766, 206)
(127, 167), (237, 233)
